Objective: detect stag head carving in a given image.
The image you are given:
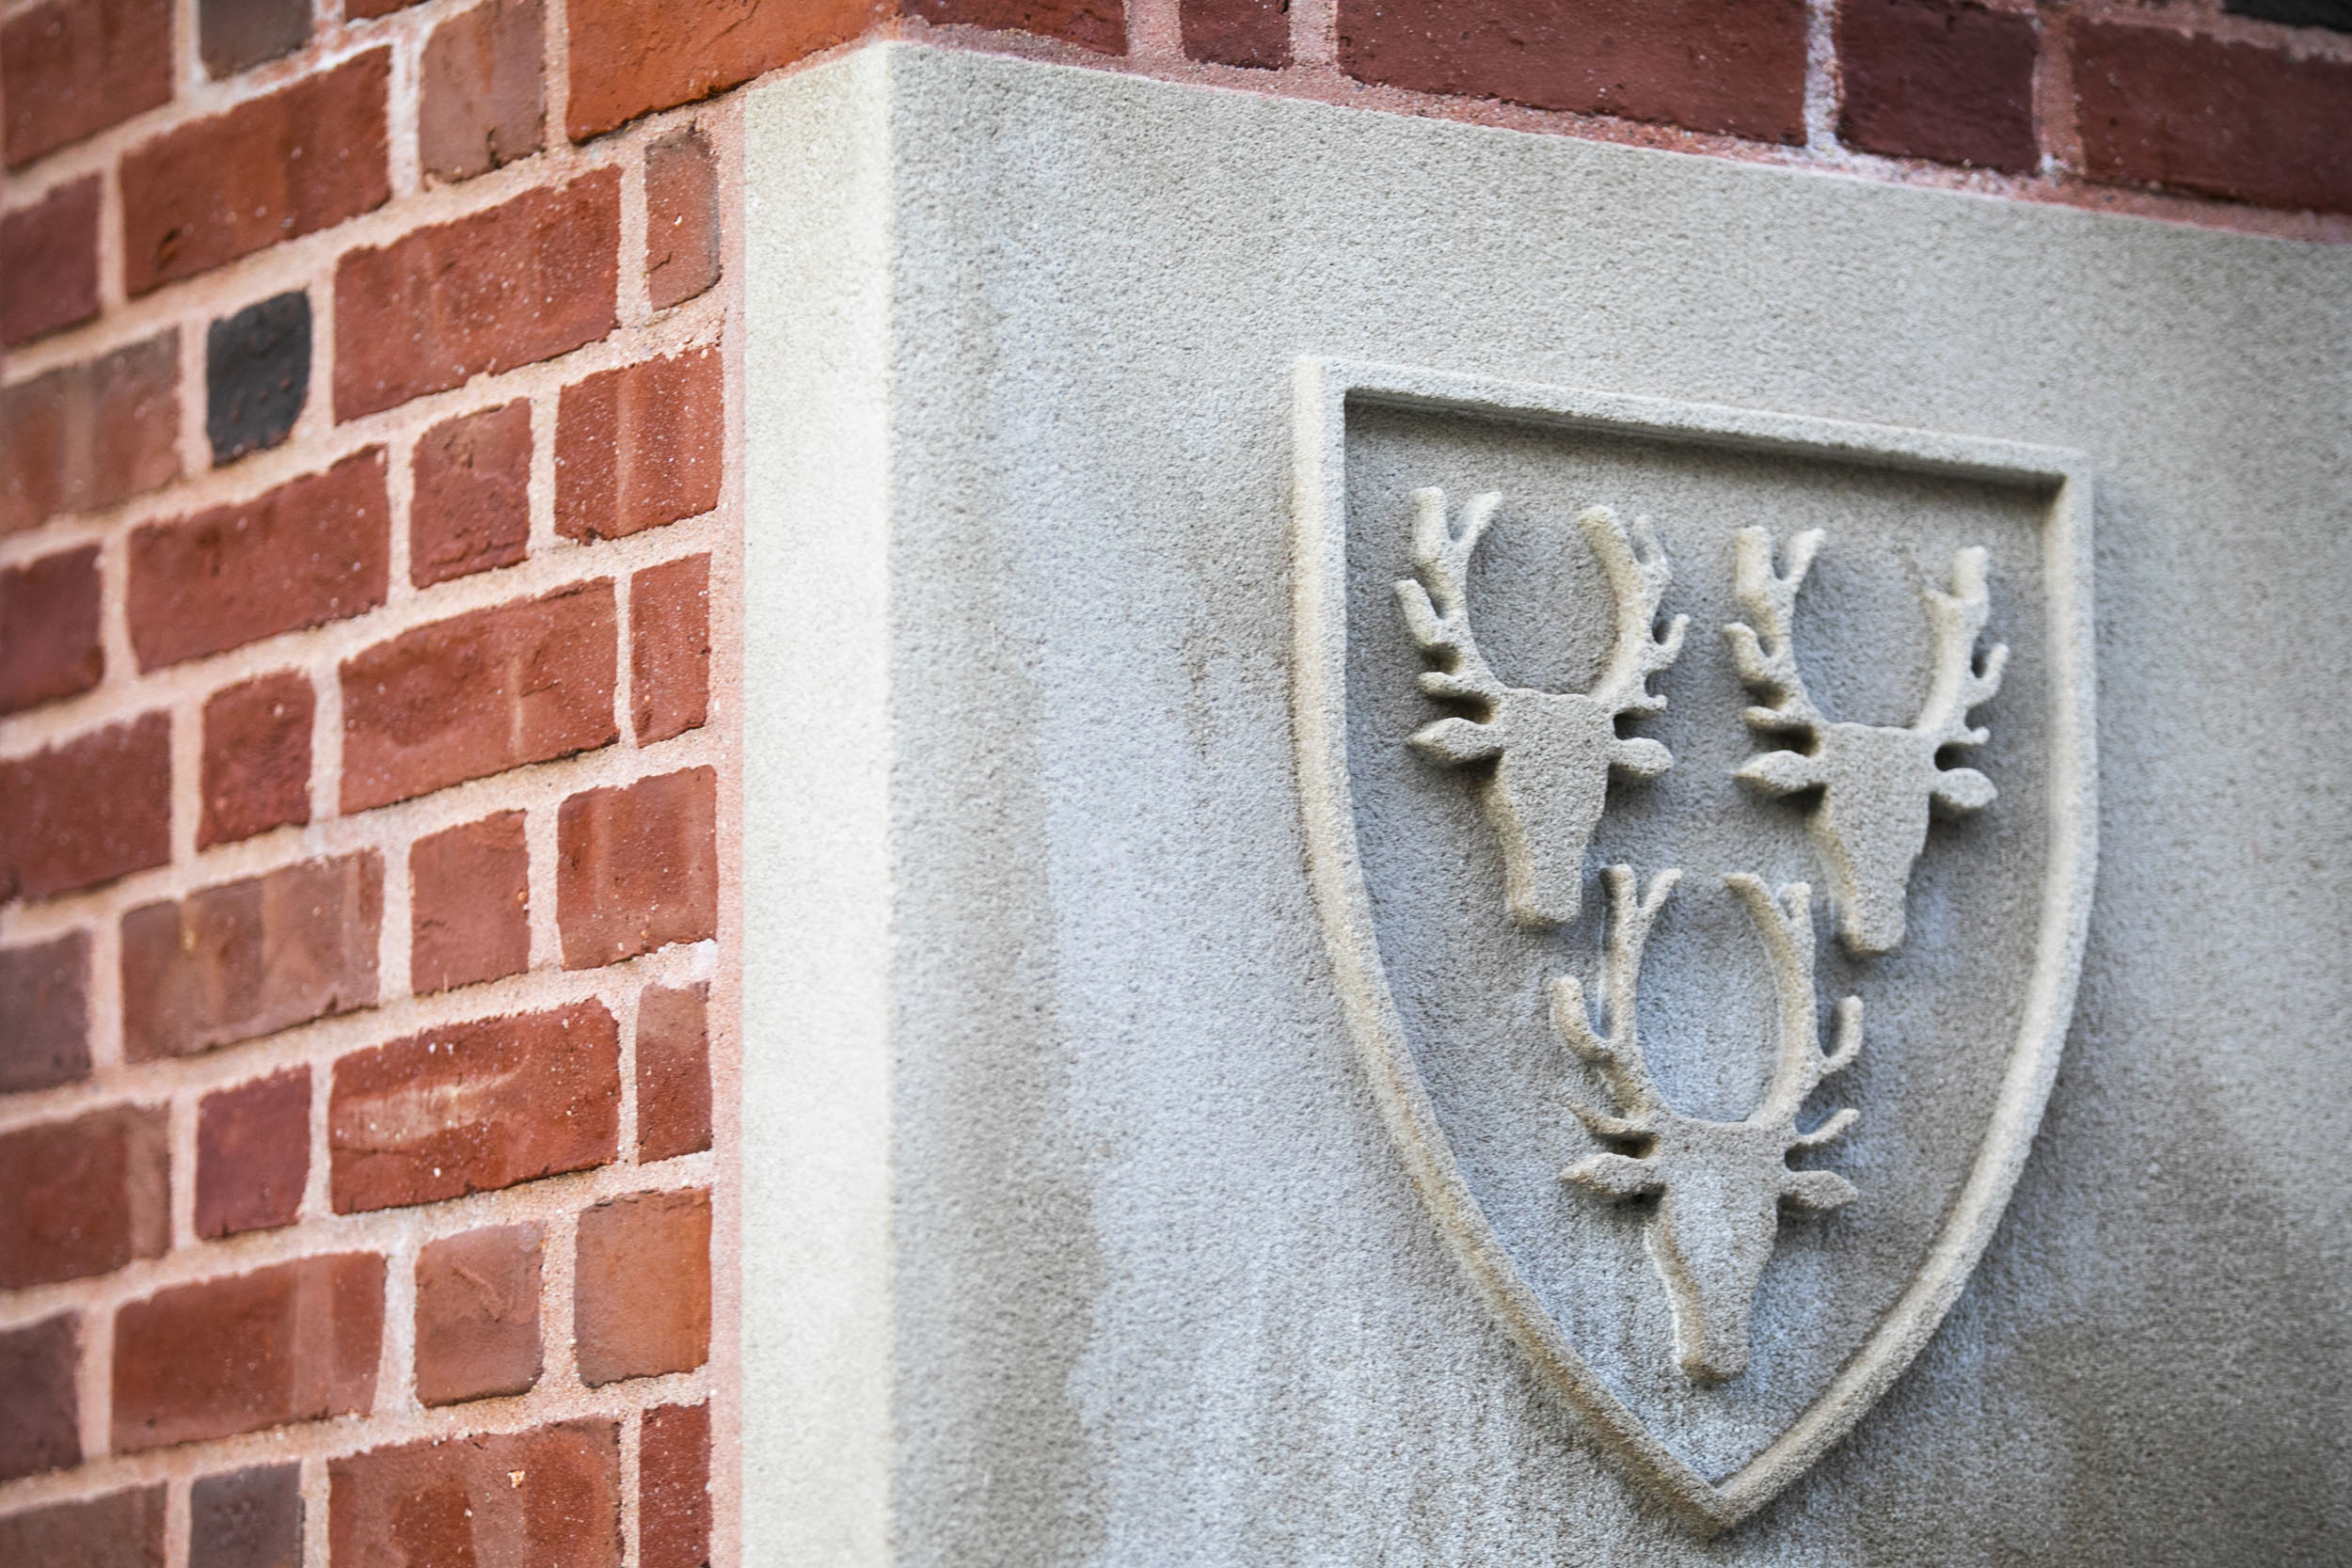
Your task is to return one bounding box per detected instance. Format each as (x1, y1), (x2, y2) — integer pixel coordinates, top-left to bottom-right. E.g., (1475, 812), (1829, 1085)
(1724, 529), (2007, 956)
(1396, 489), (1689, 927)
(1558, 866), (1863, 1384)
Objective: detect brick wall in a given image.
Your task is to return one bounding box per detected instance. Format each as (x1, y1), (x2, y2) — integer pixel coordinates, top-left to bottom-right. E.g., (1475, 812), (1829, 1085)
(0, 0), (2344, 1563)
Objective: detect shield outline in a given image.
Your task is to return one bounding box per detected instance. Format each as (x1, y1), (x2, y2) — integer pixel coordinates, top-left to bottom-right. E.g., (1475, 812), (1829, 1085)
(1289, 357), (2097, 1531)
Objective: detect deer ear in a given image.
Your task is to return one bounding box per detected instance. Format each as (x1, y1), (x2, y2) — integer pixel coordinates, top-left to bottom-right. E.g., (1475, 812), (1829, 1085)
(1782, 1169), (1858, 1212)
(1734, 750), (1821, 795)
(1930, 767), (1995, 813)
(1608, 736), (1673, 779)
(1565, 1153), (1661, 1199)
(1408, 716), (1504, 764)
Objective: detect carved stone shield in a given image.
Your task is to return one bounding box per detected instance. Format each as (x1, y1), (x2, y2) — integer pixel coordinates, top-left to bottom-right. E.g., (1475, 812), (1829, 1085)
(1291, 360), (2095, 1530)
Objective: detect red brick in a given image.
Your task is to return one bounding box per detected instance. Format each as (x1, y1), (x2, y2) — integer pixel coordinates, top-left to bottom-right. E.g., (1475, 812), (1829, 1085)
(195, 1068), (310, 1238)
(333, 171), (619, 421)
(0, 543), (103, 713)
(557, 768), (718, 969)
(573, 1187), (709, 1385)
(914, 0), (1124, 51)
(0, 712), (170, 902)
(2072, 20), (2352, 214)
(1337, 0), (1808, 143)
(113, 1253), (384, 1451)
(555, 348), (723, 541)
(348, 0), (427, 15)
(128, 448), (390, 671)
(328, 1000), (620, 1212)
(1, 0), (172, 168)
(0, 931), (91, 1091)
(636, 981), (711, 1163)
(0, 1104), (167, 1288)
(120, 50), (390, 294)
(645, 126), (720, 309)
(414, 1223), (543, 1405)
(566, 0), (882, 140)
(121, 852), (381, 1061)
(410, 810), (531, 994)
(0, 1315), (80, 1481)
(340, 581), (617, 813)
(199, 671), (314, 847)
(189, 1465), (302, 1568)
(199, 0), (310, 78)
(630, 553), (710, 744)
(1183, 0), (1291, 68)
(329, 1420), (619, 1568)
(1, 175), (101, 344)
(639, 1402), (710, 1568)
(0, 1487), (164, 1568)
(412, 400), (532, 587)
(1837, 0), (2038, 171)
(421, 0), (546, 184)
(0, 329), (181, 536)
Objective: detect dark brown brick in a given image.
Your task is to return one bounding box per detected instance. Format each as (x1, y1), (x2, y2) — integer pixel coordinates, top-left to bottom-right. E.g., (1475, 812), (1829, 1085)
(1, 175), (101, 345)
(333, 171), (618, 421)
(1183, 0), (1291, 68)
(911, 0), (1123, 51)
(195, 1068), (310, 1238)
(189, 1464), (302, 1568)
(341, 580), (617, 812)
(0, 931), (91, 1091)
(421, 0), (546, 184)
(555, 348), (723, 541)
(120, 852), (381, 1062)
(573, 1187), (709, 1385)
(410, 810), (531, 994)
(0, 543), (103, 714)
(0, 712), (170, 902)
(328, 1000), (620, 1212)
(199, 671), (314, 847)
(0, 1104), (167, 1288)
(328, 1420), (619, 1568)
(411, 400), (532, 588)
(556, 768), (718, 969)
(0, 1487), (164, 1568)
(206, 290), (311, 465)
(566, 0), (882, 140)
(2, 0), (173, 168)
(636, 981), (710, 1163)
(644, 126), (720, 309)
(630, 553), (709, 744)
(113, 1253), (384, 1451)
(414, 1223), (543, 1405)
(1837, 0), (2038, 171)
(199, 0), (310, 77)
(0, 1315), (79, 1481)
(0, 329), (181, 536)
(639, 1402), (710, 1568)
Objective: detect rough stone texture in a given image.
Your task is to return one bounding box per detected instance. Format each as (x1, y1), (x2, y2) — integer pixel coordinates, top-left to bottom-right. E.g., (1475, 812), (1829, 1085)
(195, 1068), (311, 1238)
(120, 852), (381, 1061)
(0, 1104), (167, 1288)
(635, 981), (712, 1162)
(0, 930), (91, 1091)
(0, 1314), (81, 1481)
(127, 448), (390, 671)
(0, 712), (171, 901)
(0, 330), (181, 536)
(0, 543), (104, 713)
(1182, 0), (1291, 69)
(327, 1421), (620, 1568)
(199, 0), (310, 77)
(0, 1487), (164, 1568)
(413, 1224), (544, 1405)
(410, 400), (533, 587)
(188, 1465), (302, 1568)
(638, 1402), (711, 1568)
(1, 174), (101, 345)
(328, 1000), (620, 1212)
(206, 291), (311, 465)
(1, 0), (173, 167)
(555, 347), (724, 540)
(420, 0), (546, 184)
(556, 767), (718, 968)
(644, 127), (721, 309)
(573, 1187), (710, 1386)
(340, 580), (618, 812)
(199, 670), (315, 847)
(113, 1253), (384, 1450)
(409, 810), (531, 994)
(630, 553), (711, 743)
(1836, 0), (2039, 172)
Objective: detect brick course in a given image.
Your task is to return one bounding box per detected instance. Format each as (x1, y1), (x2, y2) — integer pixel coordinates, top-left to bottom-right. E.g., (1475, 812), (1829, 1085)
(0, 1104), (168, 1288)
(631, 552), (711, 744)
(421, 0), (547, 184)
(195, 1068), (312, 1238)
(639, 1402), (713, 1568)
(199, 671), (316, 847)
(0, 330), (182, 537)
(1182, 0), (1291, 69)
(573, 1187), (711, 1385)
(0, 930), (91, 1091)
(0, 543), (104, 714)
(413, 1223), (544, 1404)
(1, 174), (102, 345)
(557, 767), (719, 968)
(409, 810), (532, 994)
(644, 126), (722, 309)
(555, 347), (724, 541)
(0, 711), (171, 901)
(0, 1487), (165, 1568)
(1836, 0), (2040, 172)
(328, 1420), (620, 1568)
(636, 981), (712, 1162)
(0, 1314), (81, 1481)
(410, 400), (534, 587)
(2, 0), (173, 167)
(188, 1465), (304, 1568)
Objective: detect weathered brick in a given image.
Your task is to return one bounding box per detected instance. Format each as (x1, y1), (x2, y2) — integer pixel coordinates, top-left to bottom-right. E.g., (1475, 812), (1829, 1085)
(639, 1402), (711, 1568)
(0, 1104), (167, 1288)
(631, 553), (710, 744)
(333, 172), (619, 421)
(199, 670), (314, 847)
(0, 712), (170, 902)
(2226, 0), (2352, 29)
(574, 1187), (710, 1385)
(1837, 0), (2038, 171)
(1337, 0), (1808, 143)
(0, 543), (103, 714)
(1, 175), (101, 345)
(189, 1464), (302, 1568)
(206, 290), (310, 465)
(566, 0), (882, 140)
(410, 810), (531, 994)
(329, 1000), (620, 1212)
(348, 0), (428, 15)
(555, 348), (723, 541)
(557, 768), (718, 969)
(636, 981), (711, 1163)
(113, 1253), (384, 1451)
(199, 0), (310, 78)
(0, 931), (91, 1091)
(1183, 0), (1291, 68)
(341, 581), (616, 812)
(0, 1487), (164, 1568)
(120, 50), (390, 294)
(0, 1315), (79, 1481)
(195, 1067), (310, 1238)
(421, 0), (545, 184)
(329, 1420), (619, 1568)
(0, 329), (180, 536)
(411, 400), (532, 587)
(120, 852), (381, 1061)
(913, 0), (1124, 50)
(2072, 20), (2352, 214)
(1, 0), (173, 167)
(128, 448), (389, 670)
(414, 1223), (543, 1405)
(645, 126), (721, 309)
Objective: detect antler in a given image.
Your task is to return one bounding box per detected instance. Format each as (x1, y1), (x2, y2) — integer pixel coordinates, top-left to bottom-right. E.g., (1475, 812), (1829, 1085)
(1724, 527), (1825, 736)
(1910, 546), (2008, 780)
(1394, 488), (1505, 709)
(1551, 865), (1681, 1141)
(1580, 507), (1689, 720)
(1724, 875), (1862, 1149)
